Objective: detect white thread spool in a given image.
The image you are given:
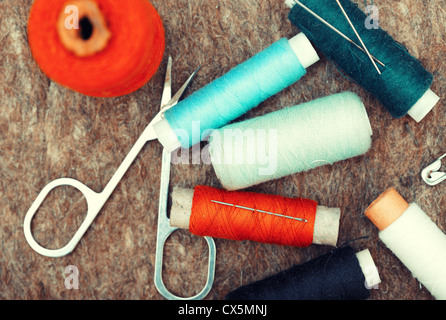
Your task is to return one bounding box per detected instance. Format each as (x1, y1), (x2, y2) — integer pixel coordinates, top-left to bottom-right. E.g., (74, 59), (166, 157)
(169, 187), (341, 247)
(365, 188), (446, 300)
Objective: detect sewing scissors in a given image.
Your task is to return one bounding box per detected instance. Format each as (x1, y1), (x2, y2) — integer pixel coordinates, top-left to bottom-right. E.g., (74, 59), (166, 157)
(23, 55), (216, 263)
(153, 58), (216, 300)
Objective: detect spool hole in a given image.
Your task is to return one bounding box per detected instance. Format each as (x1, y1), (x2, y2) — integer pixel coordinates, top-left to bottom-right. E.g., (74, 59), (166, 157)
(79, 16), (94, 40)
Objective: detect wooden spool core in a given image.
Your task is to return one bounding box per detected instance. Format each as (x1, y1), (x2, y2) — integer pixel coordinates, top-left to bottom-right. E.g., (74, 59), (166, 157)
(57, 0), (112, 57)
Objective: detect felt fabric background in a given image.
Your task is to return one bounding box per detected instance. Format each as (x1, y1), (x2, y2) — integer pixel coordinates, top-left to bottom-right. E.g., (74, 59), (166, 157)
(0, 0), (445, 300)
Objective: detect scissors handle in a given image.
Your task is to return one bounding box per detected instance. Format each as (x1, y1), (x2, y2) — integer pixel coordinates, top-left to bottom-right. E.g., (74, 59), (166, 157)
(23, 123), (156, 257)
(23, 178), (105, 257)
(154, 222), (217, 300)
(154, 148), (216, 300)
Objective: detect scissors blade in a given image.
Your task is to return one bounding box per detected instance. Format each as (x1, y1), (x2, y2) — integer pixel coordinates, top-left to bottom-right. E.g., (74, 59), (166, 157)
(161, 65), (200, 112)
(146, 59), (200, 143)
(154, 59), (216, 300)
(143, 119), (159, 142)
(161, 57), (173, 110)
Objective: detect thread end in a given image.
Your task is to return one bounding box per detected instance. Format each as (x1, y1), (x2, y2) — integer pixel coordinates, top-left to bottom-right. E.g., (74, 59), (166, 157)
(356, 249), (381, 289)
(288, 33), (320, 69)
(313, 206), (340, 247)
(170, 187), (195, 230)
(407, 88), (440, 122)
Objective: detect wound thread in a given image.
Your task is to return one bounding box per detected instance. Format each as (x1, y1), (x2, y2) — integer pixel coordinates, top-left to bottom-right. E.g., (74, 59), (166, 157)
(28, 0), (165, 97)
(209, 91), (372, 191)
(189, 185), (317, 248)
(365, 188), (446, 300)
(162, 37), (312, 149)
(225, 246), (372, 300)
(287, 0), (438, 121)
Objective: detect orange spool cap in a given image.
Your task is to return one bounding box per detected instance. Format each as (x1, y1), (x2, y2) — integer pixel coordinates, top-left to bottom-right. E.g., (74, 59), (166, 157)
(364, 188), (410, 231)
(27, 0), (165, 97)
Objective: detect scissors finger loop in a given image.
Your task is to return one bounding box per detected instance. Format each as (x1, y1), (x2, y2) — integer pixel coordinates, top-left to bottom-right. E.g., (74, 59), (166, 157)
(23, 178), (100, 258)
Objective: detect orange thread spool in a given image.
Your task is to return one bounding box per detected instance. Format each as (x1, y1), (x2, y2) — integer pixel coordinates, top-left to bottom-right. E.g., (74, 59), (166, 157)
(27, 0), (165, 97)
(189, 186), (317, 247)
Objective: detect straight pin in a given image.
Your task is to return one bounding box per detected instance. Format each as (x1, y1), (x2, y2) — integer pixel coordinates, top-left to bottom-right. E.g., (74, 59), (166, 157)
(290, 0), (385, 67)
(211, 200), (308, 223)
(335, 0), (381, 74)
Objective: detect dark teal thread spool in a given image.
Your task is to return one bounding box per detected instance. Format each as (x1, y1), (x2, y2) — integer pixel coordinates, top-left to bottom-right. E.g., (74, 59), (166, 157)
(286, 0), (439, 122)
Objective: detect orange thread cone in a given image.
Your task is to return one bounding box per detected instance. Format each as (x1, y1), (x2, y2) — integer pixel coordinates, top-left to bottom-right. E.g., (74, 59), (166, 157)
(28, 0), (165, 97)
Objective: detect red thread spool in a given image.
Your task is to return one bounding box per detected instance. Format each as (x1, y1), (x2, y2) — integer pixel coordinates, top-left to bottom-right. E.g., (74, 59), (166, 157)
(27, 0), (165, 97)
(170, 186), (341, 248)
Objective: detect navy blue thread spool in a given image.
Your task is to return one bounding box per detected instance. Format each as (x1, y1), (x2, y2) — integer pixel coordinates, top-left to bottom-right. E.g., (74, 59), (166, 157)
(225, 246), (380, 300)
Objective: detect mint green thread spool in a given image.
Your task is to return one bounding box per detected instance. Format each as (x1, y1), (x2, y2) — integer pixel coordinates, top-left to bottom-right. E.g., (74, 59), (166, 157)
(208, 92), (373, 191)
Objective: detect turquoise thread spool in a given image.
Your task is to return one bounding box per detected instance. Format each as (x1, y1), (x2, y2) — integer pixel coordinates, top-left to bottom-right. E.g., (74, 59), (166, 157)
(153, 33), (319, 151)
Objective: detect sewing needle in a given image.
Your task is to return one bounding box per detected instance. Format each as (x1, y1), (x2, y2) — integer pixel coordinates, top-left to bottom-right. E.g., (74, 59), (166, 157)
(211, 200), (308, 223)
(334, 0), (381, 74)
(291, 0), (385, 67)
